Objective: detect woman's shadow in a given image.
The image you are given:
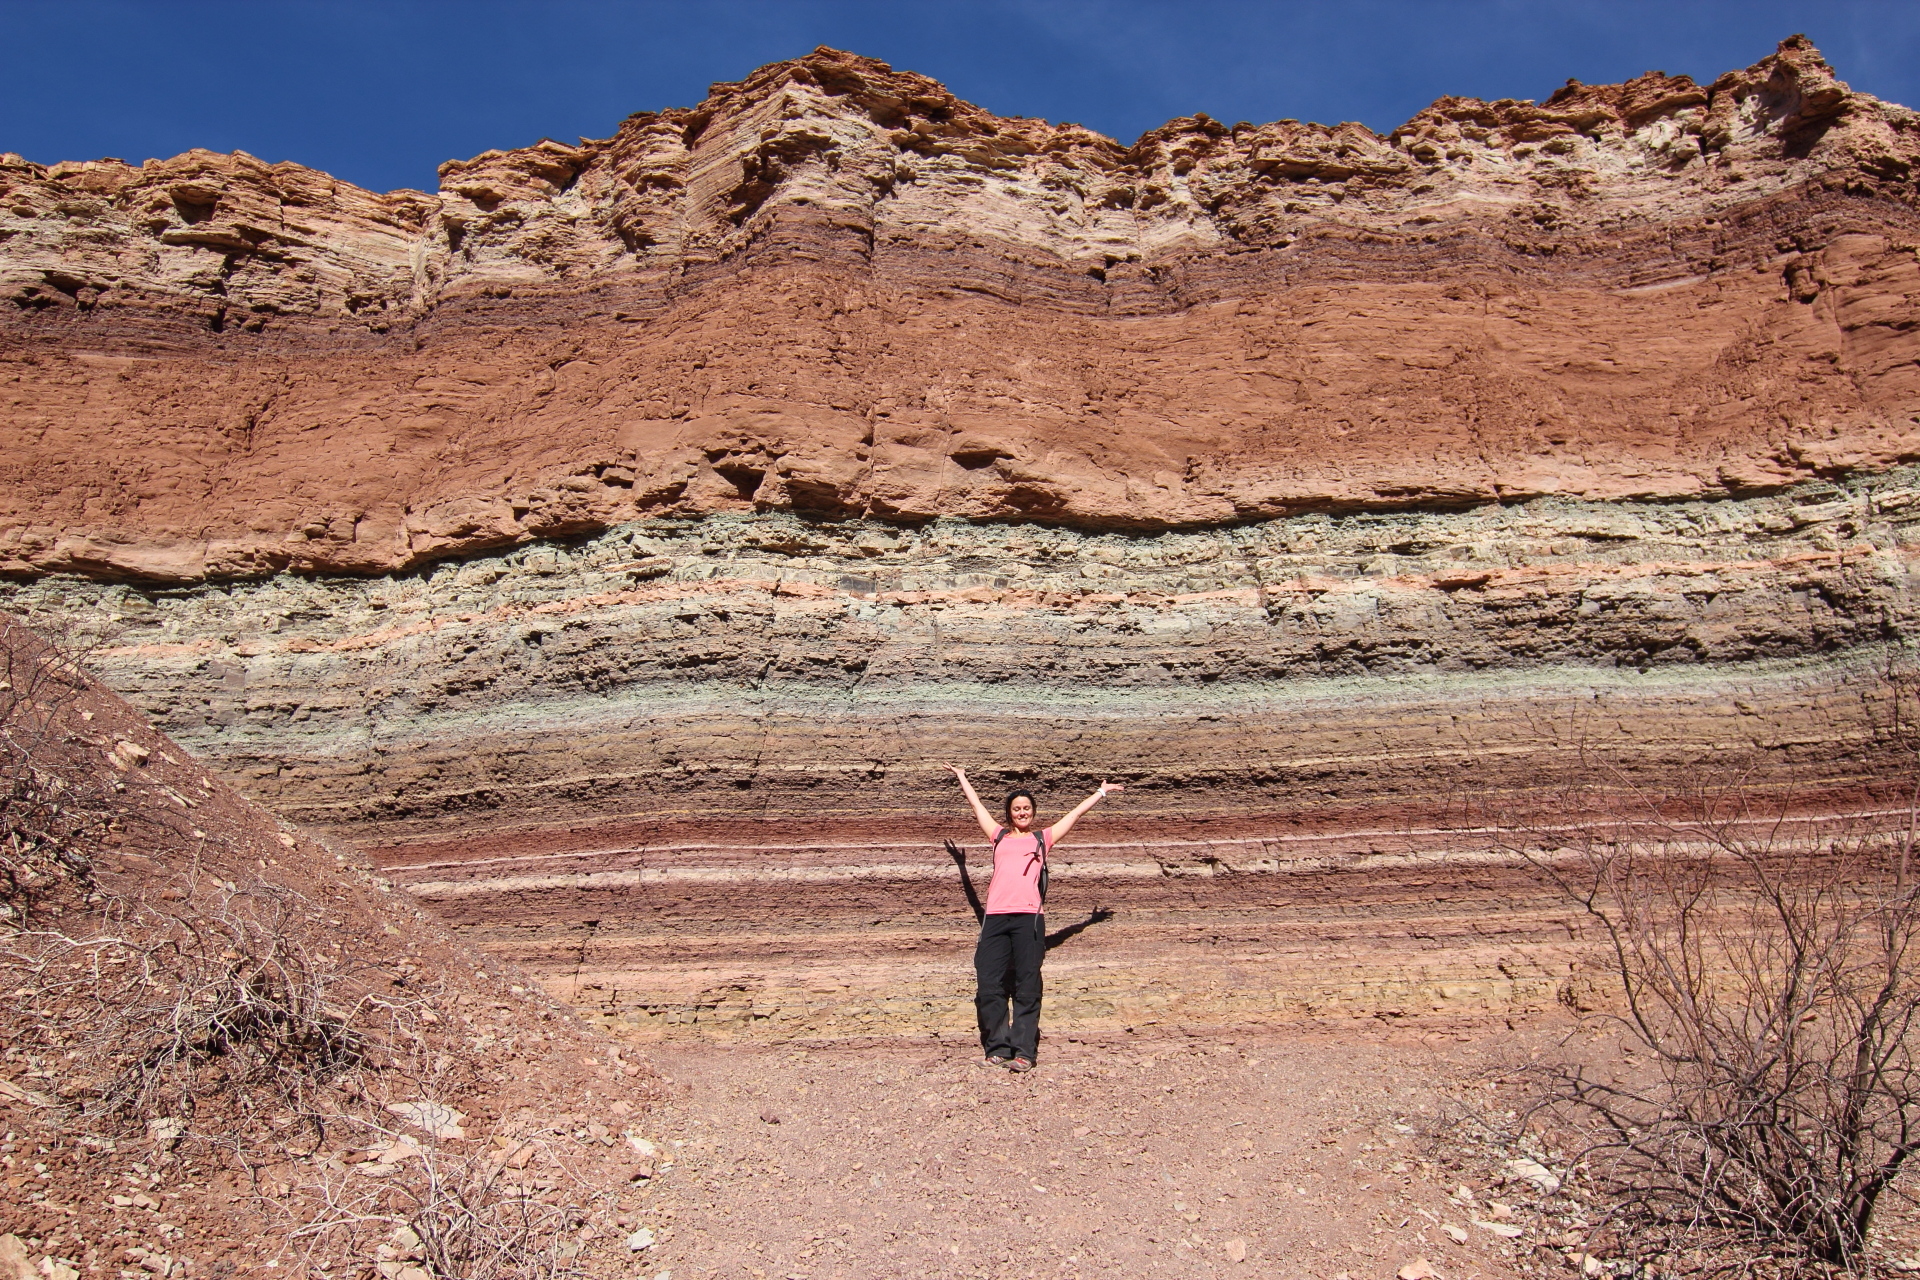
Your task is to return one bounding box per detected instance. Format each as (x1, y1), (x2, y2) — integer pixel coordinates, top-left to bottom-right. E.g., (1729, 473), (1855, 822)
(945, 839), (1115, 950)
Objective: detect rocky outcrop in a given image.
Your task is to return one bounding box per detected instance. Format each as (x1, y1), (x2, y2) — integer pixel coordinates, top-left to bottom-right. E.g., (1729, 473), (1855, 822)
(6, 39), (1920, 580)
(9, 40), (1920, 1036)
(12, 475), (1912, 829)
(12, 473), (1920, 1033)
(0, 619), (665, 1265)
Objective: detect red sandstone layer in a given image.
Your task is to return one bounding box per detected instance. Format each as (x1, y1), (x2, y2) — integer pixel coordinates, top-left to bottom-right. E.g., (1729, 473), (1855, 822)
(5, 39), (1920, 580)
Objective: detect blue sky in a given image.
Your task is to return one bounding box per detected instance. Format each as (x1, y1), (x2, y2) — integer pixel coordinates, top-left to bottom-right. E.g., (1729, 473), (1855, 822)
(6, 1), (1916, 193)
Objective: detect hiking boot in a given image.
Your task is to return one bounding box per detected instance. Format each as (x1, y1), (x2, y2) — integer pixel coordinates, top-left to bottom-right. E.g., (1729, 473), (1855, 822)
(1008, 1056), (1035, 1073)
(984, 1053), (1015, 1068)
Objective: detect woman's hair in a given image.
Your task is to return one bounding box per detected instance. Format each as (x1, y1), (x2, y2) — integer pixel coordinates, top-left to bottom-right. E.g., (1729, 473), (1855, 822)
(1002, 789), (1037, 825)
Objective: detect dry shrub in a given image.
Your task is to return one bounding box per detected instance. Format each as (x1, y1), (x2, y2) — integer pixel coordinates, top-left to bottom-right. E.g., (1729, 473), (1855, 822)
(295, 1123), (590, 1280)
(4, 883), (590, 1276)
(0, 613), (595, 1277)
(1494, 783), (1920, 1268)
(4, 881), (371, 1132)
(0, 613), (114, 923)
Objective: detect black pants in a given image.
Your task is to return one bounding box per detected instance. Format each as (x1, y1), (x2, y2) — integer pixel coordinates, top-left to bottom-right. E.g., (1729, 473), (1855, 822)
(974, 912), (1044, 1062)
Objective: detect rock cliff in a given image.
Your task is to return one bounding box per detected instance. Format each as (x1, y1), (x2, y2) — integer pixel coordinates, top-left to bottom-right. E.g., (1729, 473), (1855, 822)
(7, 39), (1920, 1038)
(5, 38), (1920, 579)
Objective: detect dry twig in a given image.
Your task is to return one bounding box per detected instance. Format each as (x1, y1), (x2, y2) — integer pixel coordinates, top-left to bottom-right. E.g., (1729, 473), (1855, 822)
(1487, 778), (1920, 1267)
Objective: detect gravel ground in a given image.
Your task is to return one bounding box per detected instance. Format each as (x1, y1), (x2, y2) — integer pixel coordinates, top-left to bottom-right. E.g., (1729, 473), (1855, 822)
(629, 1029), (1534, 1279)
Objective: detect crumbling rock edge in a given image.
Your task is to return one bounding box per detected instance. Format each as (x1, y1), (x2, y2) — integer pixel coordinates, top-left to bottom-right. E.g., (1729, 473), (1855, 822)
(6, 37), (1920, 582)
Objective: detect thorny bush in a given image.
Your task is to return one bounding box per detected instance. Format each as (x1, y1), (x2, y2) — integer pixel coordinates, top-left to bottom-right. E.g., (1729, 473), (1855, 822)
(0, 612), (115, 923)
(295, 1120), (592, 1280)
(1, 610), (374, 1141)
(1492, 783), (1920, 1268)
(0, 613), (599, 1277)
(5, 881), (372, 1134)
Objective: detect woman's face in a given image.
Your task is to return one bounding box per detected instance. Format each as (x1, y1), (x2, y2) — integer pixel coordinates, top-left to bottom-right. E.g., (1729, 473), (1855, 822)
(1009, 796), (1035, 831)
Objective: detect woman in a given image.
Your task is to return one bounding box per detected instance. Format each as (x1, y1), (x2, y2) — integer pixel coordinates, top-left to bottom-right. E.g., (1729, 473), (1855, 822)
(947, 764), (1122, 1072)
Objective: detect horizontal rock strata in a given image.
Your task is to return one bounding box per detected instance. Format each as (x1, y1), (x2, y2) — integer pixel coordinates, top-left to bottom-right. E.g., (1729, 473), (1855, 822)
(9, 39), (1920, 1038)
(5, 39), (1920, 581)
(9, 473), (1919, 1033)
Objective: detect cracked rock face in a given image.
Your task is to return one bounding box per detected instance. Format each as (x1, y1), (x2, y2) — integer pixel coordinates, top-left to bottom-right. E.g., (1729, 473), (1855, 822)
(5, 39), (1920, 580)
(8, 39), (1920, 1036)
(14, 477), (1920, 1036)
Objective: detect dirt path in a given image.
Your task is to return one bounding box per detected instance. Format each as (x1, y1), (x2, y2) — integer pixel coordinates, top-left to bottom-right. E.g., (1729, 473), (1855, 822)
(623, 1030), (1536, 1279)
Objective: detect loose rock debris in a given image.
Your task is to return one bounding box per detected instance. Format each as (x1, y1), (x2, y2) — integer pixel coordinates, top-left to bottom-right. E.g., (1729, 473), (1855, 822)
(621, 1033), (1548, 1278)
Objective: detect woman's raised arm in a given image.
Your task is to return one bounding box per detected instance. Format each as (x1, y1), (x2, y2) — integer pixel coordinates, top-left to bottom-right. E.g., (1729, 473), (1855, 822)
(1049, 781), (1123, 844)
(947, 764), (1001, 842)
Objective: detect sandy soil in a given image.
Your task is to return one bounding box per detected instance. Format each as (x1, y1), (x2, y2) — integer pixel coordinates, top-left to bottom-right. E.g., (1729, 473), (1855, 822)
(625, 1028), (1541, 1280)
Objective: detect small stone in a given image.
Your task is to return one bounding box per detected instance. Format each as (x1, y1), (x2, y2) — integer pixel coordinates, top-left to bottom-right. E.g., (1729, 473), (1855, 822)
(277, 833), (296, 848)
(759, 1110), (780, 1124)
(395, 1269), (430, 1280)
(385, 1101), (466, 1139)
(146, 1117), (186, 1146)
(1443, 1224), (1469, 1245)
(0, 1079), (56, 1108)
(625, 1134), (658, 1159)
(1487, 1202), (1514, 1220)
(358, 1139), (421, 1174)
(1504, 1156), (1561, 1195)
(625, 1228), (656, 1252)
(1224, 1237), (1247, 1263)
(1072, 1126), (1091, 1138)
(0, 1235), (33, 1280)
(1398, 1260), (1440, 1280)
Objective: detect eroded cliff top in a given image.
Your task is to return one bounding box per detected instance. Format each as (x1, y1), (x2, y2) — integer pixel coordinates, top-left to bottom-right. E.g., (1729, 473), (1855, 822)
(5, 38), (1920, 581)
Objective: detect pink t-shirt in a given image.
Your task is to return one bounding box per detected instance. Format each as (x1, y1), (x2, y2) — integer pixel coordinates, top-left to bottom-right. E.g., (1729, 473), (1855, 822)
(983, 827), (1053, 915)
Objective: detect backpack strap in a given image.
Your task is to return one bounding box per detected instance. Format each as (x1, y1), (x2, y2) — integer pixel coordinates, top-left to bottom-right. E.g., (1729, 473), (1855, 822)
(1037, 828), (1050, 907)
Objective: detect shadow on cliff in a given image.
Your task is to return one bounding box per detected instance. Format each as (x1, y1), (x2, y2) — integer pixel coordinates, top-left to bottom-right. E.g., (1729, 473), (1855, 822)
(944, 839), (1114, 950)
